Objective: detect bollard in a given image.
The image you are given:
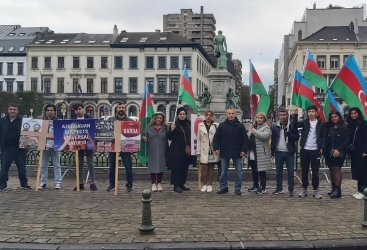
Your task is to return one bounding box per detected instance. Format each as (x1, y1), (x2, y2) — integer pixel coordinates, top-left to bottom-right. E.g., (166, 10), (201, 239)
(362, 188), (367, 227)
(139, 189), (155, 232)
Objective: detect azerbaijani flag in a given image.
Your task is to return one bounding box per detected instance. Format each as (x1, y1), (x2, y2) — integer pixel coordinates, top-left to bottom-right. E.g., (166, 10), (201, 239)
(249, 61), (270, 118)
(331, 54), (367, 119)
(179, 65), (198, 114)
(138, 82), (154, 164)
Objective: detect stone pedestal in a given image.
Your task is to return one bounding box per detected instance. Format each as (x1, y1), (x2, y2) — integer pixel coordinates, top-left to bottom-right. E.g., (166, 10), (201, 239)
(206, 69), (242, 123)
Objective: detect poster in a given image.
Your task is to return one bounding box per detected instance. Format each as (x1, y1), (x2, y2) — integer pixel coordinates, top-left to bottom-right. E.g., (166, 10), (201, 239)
(19, 118), (50, 150)
(45, 120), (54, 150)
(190, 114), (204, 156)
(95, 120), (120, 152)
(120, 121), (141, 152)
(53, 119), (96, 151)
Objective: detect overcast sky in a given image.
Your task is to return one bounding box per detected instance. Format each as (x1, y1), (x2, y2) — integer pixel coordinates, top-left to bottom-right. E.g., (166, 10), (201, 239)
(0, 0), (364, 90)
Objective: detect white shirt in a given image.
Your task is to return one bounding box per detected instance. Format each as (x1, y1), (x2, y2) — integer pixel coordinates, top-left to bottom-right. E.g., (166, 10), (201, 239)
(304, 120), (318, 150)
(77, 117), (84, 119)
(277, 128), (288, 152)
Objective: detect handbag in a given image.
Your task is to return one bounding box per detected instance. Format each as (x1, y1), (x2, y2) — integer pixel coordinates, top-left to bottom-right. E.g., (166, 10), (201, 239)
(179, 123), (191, 156)
(348, 127), (358, 151)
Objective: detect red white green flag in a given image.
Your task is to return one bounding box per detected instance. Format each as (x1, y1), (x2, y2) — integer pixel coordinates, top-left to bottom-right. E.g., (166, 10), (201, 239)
(179, 65), (198, 114)
(249, 61), (270, 118)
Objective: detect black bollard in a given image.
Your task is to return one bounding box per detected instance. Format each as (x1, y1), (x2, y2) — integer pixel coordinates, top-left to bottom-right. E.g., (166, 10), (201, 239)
(139, 189), (155, 232)
(362, 188), (367, 227)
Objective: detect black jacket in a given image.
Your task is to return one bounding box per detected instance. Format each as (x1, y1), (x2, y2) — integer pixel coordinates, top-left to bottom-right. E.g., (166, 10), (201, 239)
(213, 118), (248, 159)
(292, 114), (323, 150)
(0, 115), (23, 148)
(270, 121), (299, 154)
(322, 125), (349, 156)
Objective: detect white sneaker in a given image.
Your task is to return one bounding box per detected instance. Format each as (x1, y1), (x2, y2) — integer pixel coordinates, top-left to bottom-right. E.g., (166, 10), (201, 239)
(157, 183), (163, 192)
(355, 192), (365, 200)
(38, 183), (46, 189)
(152, 183), (158, 192)
(201, 185), (208, 192)
(206, 185), (213, 192)
(312, 189), (322, 199)
(55, 183), (61, 189)
(353, 192), (359, 197)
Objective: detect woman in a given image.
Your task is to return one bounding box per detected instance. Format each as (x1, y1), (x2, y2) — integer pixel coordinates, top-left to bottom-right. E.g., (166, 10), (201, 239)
(322, 111), (349, 198)
(247, 112), (272, 194)
(347, 107), (367, 199)
(167, 107), (192, 193)
(196, 110), (219, 192)
(142, 112), (168, 192)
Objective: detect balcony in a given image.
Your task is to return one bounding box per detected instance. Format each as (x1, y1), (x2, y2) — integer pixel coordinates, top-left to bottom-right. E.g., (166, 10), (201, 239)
(150, 93), (180, 102)
(315, 92), (343, 103)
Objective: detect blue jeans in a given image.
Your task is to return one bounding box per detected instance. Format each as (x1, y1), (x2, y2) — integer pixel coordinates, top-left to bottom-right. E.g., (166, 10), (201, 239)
(220, 157), (242, 191)
(40, 150), (62, 185)
(275, 151), (295, 189)
(109, 152), (133, 187)
(0, 147), (28, 186)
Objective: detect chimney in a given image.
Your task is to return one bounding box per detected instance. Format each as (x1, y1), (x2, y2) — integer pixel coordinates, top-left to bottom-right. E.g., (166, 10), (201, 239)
(355, 18), (359, 35)
(313, 2), (316, 9)
(113, 25), (118, 37)
(155, 29), (161, 33)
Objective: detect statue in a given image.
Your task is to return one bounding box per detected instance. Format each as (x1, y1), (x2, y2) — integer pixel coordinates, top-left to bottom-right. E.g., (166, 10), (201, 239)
(198, 87), (212, 109)
(213, 30), (228, 69)
(225, 87), (239, 109)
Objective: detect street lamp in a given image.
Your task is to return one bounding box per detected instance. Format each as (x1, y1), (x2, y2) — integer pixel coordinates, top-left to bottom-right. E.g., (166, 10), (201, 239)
(30, 108), (34, 118)
(61, 102), (67, 120)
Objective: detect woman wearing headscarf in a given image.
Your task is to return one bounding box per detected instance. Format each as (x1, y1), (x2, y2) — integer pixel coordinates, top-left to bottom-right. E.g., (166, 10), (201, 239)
(346, 107), (367, 199)
(167, 107), (192, 193)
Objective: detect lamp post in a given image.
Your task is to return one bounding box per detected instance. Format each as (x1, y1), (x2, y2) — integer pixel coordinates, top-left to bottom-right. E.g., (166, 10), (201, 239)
(61, 102), (67, 120)
(30, 108), (33, 118)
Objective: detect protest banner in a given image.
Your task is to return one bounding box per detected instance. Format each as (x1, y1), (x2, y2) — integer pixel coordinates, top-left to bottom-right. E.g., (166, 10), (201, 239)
(120, 121), (141, 152)
(190, 114), (204, 189)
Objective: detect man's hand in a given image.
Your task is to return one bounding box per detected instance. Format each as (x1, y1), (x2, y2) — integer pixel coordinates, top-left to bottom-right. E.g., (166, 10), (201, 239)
(240, 151), (246, 157)
(215, 150), (220, 155)
(171, 123), (176, 130)
(363, 153), (367, 157)
(251, 128), (256, 133)
(294, 106), (298, 114)
(320, 149), (323, 155)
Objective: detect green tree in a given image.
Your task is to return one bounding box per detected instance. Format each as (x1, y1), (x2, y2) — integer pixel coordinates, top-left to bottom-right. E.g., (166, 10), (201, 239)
(16, 91), (45, 117)
(240, 85), (250, 117)
(0, 92), (19, 113)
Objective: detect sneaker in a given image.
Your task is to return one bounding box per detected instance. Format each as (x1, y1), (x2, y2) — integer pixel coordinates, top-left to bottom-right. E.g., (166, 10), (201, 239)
(201, 185), (208, 192)
(73, 184), (85, 191)
(353, 192), (359, 197)
(299, 189), (307, 198)
(152, 183), (158, 192)
(0, 185), (7, 191)
(55, 183), (61, 189)
(90, 183), (97, 191)
(217, 188), (228, 194)
(235, 189), (241, 195)
(126, 186), (133, 192)
(256, 188), (266, 194)
(38, 183), (46, 189)
(288, 188), (294, 197)
(206, 185), (213, 192)
(312, 189), (322, 199)
(21, 184), (31, 189)
(248, 186), (258, 192)
(355, 192), (365, 200)
(272, 188), (283, 195)
(157, 183), (163, 192)
(107, 185), (115, 192)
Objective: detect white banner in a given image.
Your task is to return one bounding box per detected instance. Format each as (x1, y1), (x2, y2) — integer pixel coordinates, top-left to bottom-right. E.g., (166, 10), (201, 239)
(190, 114), (204, 155)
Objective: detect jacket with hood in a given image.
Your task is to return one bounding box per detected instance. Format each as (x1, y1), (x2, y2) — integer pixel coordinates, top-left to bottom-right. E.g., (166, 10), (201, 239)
(271, 120), (299, 154)
(0, 114), (23, 148)
(292, 114), (323, 150)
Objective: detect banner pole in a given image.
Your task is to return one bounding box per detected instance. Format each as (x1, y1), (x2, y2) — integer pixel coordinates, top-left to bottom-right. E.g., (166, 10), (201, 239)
(114, 153), (119, 196)
(35, 150), (44, 191)
(75, 150), (80, 191)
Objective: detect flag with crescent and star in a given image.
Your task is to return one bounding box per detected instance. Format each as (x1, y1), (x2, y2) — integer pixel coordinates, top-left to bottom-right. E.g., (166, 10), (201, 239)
(249, 60), (270, 118)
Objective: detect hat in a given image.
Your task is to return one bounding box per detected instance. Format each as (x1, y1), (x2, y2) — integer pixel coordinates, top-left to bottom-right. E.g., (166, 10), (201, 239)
(176, 107), (187, 116)
(153, 111), (165, 117)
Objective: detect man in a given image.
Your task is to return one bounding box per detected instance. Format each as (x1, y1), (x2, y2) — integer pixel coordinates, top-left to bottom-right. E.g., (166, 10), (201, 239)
(107, 102), (134, 192)
(271, 109), (299, 196)
(213, 108), (248, 195)
(293, 105), (323, 199)
(0, 103), (31, 190)
(72, 103), (97, 191)
(38, 104), (62, 189)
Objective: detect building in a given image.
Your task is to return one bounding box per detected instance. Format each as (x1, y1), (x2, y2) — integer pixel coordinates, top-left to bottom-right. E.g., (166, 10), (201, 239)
(0, 26), (49, 92)
(232, 59), (243, 93)
(26, 26), (214, 120)
(273, 59), (279, 107)
(276, 3), (367, 106)
(163, 7), (216, 54)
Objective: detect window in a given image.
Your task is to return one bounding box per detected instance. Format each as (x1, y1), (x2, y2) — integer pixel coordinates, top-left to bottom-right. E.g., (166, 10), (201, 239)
(120, 38), (129, 43)
(169, 105), (176, 122)
(363, 56), (367, 68)
(44, 78), (51, 93)
(87, 78), (94, 93)
(8, 47), (14, 52)
(330, 55), (339, 69)
(58, 57), (64, 68)
(183, 56), (191, 69)
(6, 82), (13, 92)
(0, 63), (2, 75)
(170, 78), (179, 93)
(17, 63), (23, 75)
(343, 55), (349, 64)
(19, 47), (24, 52)
(328, 74), (336, 86)
(129, 78), (138, 93)
(157, 104), (166, 114)
(158, 78), (166, 93)
(101, 57), (108, 68)
(317, 56), (326, 69)
(114, 56), (122, 69)
(158, 37), (167, 43)
(139, 37), (148, 43)
(7, 63), (13, 75)
(72, 78), (79, 93)
(31, 57), (38, 69)
(17, 82), (24, 92)
(286, 98), (290, 106)
(114, 78), (122, 93)
(44, 57), (51, 69)
(0, 47), (3, 52)
(129, 56), (138, 69)
(0, 82), (2, 91)
(158, 57), (166, 69)
(170, 56), (179, 69)
(57, 78), (64, 93)
(87, 57), (94, 68)
(101, 78), (107, 93)
(73, 57), (80, 69)
(146, 78), (154, 93)
(146, 56), (154, 69)
(128, 106), (138, 116)
(31, 78), (37, 91)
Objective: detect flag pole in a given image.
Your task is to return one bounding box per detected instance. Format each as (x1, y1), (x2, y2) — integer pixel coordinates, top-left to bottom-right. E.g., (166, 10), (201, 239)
(249, 59), (254, 120)
(174, 64), (187, 121)
(144, 82), (148, 165)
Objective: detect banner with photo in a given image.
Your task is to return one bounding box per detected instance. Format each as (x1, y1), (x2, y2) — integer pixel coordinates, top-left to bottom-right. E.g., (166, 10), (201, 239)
(53, 119), (96, 151)
(120, 121), (141, 152)
(95, 120), (120, 152)
(19, 118), (51, 150)
(190, 114), (204, 156)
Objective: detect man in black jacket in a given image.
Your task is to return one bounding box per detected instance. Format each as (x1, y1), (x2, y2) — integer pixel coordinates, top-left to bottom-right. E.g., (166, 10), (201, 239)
(213, 108), (248, 195)
(271, 109), (299, 196)
(0, 103), (31, 190)
(293, 105), (323, 199)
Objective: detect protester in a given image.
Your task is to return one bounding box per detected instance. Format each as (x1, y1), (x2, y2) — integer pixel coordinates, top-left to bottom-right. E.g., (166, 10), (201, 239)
(142, 112), (168, 192)
(247, 112), (272, 194)
(293, 105), (323, 199)
(38, 104), (62, 189)
(196, 110), (219, 192)
(322, 110), (349, 198)
(213, 108), (248, 195)
(270, 109), (299, 196)
(0, 103), (31, 190)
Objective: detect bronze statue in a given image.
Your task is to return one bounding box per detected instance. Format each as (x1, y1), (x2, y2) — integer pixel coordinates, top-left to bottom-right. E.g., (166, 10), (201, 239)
(225, 87), (239, 109)
(213, 31), (228, 69)
(198, 87), (212, 109)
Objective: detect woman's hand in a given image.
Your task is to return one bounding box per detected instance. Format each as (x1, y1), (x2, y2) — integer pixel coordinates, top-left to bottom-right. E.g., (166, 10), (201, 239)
(171, 123), (176, 130)
(142, 136), (148, 142)
(333, 149), (340, 157)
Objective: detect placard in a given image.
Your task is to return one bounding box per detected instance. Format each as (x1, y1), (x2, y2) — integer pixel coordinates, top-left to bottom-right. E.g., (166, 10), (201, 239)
(120, 121), (141, 152)
(190, 114), (204, 156)
(95, 120), (120, 152)
(19, 118), (51, 150)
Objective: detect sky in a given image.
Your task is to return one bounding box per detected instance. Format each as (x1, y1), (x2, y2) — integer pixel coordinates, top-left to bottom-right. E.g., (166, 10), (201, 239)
(0, 0), (365, 90)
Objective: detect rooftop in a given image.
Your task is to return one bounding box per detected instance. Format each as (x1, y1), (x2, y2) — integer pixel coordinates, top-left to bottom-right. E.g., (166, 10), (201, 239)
(302, 26), (358, 41)
(29, 33), (115, 45)
(112, 31), (194, 45)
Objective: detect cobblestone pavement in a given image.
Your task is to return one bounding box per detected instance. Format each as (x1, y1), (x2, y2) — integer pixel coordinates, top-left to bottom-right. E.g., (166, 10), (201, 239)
(0, 177), (366, 245)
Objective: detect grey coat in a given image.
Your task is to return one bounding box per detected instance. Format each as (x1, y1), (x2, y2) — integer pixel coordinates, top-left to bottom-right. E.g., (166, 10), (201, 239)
(146, 125), (169, 173)
(248, 123), (272, 172)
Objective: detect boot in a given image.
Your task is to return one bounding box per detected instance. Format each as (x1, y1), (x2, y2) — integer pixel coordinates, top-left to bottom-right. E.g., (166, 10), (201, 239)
(330, 186), (341, 199)
(327, 184), (335, 195)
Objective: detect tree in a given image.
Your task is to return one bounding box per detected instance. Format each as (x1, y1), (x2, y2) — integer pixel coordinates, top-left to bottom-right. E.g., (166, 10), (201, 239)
(17, 91), (45, 117)
(240, 85), (250, 118)
(0, 92), (19, 114)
